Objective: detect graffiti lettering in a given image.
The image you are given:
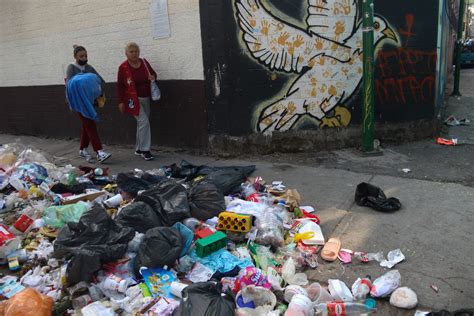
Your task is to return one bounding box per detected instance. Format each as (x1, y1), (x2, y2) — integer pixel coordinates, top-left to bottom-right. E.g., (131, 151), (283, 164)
(375, 13), (436, 105)
(398, 14), (415, 47)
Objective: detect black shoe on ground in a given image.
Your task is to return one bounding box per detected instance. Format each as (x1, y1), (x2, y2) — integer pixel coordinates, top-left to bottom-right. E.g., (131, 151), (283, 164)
(141, 151), (154, 161)
(134, 150), (143, 156)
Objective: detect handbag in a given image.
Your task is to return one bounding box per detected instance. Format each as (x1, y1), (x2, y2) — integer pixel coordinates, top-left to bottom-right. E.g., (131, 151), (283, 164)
(143, 58), (161, 101)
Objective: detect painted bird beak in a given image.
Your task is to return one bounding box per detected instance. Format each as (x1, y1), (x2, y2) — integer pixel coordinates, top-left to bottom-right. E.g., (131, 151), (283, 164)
(382, 27), (398, 43)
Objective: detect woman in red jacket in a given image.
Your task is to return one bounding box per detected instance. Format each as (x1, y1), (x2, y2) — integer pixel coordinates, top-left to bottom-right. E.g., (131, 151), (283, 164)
(117, 42), (157, 161)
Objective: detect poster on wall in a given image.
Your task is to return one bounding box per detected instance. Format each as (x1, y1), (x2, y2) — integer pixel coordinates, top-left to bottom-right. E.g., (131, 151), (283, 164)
(149, 0), (170, 39)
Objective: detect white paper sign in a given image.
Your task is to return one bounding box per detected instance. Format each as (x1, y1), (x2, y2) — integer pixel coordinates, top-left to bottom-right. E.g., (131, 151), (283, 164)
(149, 0), (171, 39)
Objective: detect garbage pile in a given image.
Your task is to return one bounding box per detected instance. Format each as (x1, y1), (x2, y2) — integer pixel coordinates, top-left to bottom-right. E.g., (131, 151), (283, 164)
(0, 143), (418, 315)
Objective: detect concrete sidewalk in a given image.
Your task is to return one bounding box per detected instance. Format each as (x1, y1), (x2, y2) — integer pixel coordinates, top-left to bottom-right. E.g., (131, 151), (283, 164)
(1, 133), (473, 313)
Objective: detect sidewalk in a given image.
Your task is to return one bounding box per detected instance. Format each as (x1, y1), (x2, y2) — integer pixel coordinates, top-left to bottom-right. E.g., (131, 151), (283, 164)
(0, 132), (473, 312)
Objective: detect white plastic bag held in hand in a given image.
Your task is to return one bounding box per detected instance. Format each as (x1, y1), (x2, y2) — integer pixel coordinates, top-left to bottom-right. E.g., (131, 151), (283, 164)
(150, 80), (161, 101)
(370, 270), (401, 297)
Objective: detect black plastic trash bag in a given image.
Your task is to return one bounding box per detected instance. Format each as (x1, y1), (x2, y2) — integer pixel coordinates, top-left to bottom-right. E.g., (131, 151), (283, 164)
(116, 173), (151, 198)
(172, 282), (235, 316)
(134, 227), (183, 276)
(134, 179), (191, 226)
(54, 205), (135, 285)
(115, 201), (162, 233)
(169, 160), (255, 195)
(188, 181), (225, 220)
(355, 182), (402, 212)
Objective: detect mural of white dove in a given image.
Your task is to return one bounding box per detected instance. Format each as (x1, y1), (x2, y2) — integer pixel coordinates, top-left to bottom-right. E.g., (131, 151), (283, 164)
(235, 0), (398, 134)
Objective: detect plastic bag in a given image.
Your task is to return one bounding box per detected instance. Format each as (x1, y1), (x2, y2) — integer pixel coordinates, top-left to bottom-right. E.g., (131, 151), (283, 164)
(389, 287), (418, 309)
(380, 249), (405, 268)
(115, 201), (160, 233)
(370, 270), (401, 297)
(134, 179), (191, 226)
(355, 182), (401, 212)
(0, 288), (53, 316)
(186, 262), (214, 283)
(54, 206), (135, 285)
(281, 257), (308, 286)
(328, 279), (354, 301)
(42, 202), (89, 228)
(12, 163), (48, 185)
(133, 227), (183, 275)
(255, 206), (288, 248)
(188, 181), (226, 220)
(170, 160), (255, 195)
(172, 282), (235, 316)
(116, 173), (151, 197)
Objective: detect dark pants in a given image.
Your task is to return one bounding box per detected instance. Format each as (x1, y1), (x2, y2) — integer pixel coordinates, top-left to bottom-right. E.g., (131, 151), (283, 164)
(78, 113), (102, 152)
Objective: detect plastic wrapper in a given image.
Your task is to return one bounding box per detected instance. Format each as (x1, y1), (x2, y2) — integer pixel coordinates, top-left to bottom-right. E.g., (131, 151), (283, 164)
(186, 262), (214, 283)
(380, 249), (405, 268)
(370, 270), (401, 298)
(0, 288), (53, 316)
(238, 267), (271, 289)
(281, 257), (308, 286)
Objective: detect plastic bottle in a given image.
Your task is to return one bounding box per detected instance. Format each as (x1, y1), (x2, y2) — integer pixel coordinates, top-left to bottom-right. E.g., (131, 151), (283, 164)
(285, 294), (313, 316)
(315, 302), (376, 316)
(351, 277), (372, 300)
(102, 274), (129, 293)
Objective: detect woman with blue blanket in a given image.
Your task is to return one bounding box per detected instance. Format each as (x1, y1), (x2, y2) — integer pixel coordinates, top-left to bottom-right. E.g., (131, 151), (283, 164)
(66, 45), (111, 163)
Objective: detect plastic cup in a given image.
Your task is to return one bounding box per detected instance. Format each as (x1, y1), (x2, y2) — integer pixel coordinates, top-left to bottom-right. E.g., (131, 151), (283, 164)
(104, 194), (123, 208)
(306, 282), (333, 303)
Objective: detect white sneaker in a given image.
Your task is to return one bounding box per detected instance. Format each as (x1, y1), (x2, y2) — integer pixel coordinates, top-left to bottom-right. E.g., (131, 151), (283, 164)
(79, 148), (92, 160)
(97, 150), (111, 163)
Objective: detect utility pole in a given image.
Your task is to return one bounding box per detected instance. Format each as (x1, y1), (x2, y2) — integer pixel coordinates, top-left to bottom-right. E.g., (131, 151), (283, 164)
(362, 0), (375, 152)
(452, 0), (466, 96)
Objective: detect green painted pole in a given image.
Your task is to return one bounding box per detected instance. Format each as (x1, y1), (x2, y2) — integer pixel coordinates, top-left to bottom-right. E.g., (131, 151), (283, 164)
(362, 0), (375, 152)
(452, 0), (466, 96)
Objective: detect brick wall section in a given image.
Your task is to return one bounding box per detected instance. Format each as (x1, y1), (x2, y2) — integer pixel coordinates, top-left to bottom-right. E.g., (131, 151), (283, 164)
(0, 0), (203, 87)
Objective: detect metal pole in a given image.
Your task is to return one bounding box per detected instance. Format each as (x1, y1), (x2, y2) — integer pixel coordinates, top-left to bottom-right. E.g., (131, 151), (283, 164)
(362, 0), (375, 152)
(452, 0), (466, 96)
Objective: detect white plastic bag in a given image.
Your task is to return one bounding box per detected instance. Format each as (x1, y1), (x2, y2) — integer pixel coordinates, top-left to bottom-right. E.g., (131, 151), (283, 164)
(328, 279), (353, 301)
(150, 80), (161, 101)
(370, 270), (401, 297)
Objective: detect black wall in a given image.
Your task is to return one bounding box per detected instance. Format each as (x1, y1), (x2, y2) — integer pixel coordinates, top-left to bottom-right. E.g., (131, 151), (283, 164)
(201, 0), (439, 136)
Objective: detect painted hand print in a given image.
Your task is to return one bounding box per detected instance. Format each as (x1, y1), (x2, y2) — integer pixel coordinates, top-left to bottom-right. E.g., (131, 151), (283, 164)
(235, 0), (399, 134)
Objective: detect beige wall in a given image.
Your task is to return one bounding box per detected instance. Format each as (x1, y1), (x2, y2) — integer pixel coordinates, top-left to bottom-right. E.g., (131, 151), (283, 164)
(0, 0), (203, 87)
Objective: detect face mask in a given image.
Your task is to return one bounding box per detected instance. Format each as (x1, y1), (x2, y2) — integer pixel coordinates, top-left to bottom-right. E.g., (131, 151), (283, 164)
(77, 59), (88, 66)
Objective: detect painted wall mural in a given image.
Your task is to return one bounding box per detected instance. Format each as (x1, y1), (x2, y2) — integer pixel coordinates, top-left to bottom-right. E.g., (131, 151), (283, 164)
(235, 0), (399, 134)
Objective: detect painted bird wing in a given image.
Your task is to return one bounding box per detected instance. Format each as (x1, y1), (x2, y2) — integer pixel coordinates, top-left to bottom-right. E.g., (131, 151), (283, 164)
(306, 0), (358, 44)
(236, 0), (318, 73)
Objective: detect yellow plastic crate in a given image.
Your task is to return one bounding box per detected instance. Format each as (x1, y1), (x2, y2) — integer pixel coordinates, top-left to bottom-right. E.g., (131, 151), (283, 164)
(217, 211), (252, 232)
